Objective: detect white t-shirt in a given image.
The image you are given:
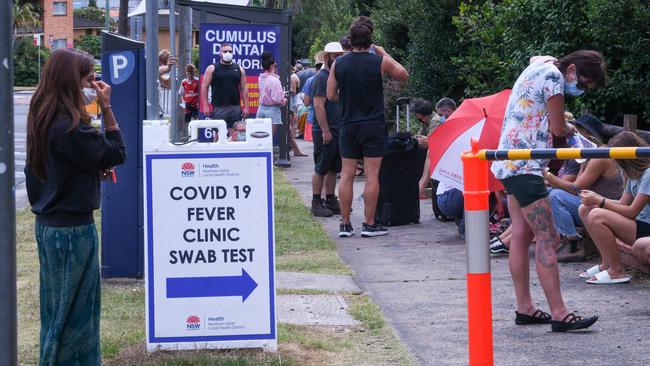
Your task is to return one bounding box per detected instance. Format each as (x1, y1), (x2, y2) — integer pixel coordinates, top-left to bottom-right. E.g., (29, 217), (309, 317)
(436, 181), (455, 196)
(625, 168), (650, 224)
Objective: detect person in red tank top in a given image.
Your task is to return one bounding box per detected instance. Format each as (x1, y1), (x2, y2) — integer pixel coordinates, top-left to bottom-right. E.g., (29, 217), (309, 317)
(179, 64), (199, 122)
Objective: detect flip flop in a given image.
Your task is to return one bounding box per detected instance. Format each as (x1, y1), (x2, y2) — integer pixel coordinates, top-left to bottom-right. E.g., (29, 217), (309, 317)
(579, 264), (601, 279)
(586, 270), (631, 285)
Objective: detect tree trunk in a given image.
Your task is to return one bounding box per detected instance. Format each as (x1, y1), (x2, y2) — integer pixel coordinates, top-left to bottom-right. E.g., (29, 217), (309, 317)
(264, 0), (275, 8)
(118, 0), (129, 35)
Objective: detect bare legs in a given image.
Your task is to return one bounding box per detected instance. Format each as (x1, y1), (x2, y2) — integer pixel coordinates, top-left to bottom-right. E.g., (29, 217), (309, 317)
(579, 205), (636, 278)
(339, 158), (357, 225)
(339, 156), (383, 226)
(508, 196), (569, 320)
(362, 157), (383, 225)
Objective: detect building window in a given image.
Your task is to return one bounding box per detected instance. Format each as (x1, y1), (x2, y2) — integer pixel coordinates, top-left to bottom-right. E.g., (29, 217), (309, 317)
(53, 2), (67, 16)
(52, 39), (67, 50)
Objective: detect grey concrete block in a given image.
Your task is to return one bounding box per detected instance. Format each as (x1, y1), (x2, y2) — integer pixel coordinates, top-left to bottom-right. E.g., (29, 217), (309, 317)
(276, 294), (359, 326)
(276, 272), (361, 293)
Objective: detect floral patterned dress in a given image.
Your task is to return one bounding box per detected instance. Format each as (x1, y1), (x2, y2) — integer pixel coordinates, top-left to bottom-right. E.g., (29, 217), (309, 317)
(490, 61), (565, 180)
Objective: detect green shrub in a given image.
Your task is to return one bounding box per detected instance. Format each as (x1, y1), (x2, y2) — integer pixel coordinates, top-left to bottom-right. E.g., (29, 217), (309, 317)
(14, 37), (50, 86)
(74, 35), (101, 59)
(453, 0), (650, 125)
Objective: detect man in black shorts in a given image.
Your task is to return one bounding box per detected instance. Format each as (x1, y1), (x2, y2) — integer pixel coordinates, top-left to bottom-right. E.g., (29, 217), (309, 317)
(327, 21), (408, 237)
(200, 43), (249, 136)
(310, 42), (345, 217)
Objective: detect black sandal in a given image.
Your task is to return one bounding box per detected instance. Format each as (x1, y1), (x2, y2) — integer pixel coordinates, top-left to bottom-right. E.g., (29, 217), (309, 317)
(551, 313), (598, 332)
(515, 309), (552, 325)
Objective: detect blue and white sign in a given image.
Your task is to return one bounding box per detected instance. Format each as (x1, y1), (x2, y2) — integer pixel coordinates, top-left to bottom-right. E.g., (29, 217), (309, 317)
(108, 51), (135, 85)
(143, 119), (276, 352)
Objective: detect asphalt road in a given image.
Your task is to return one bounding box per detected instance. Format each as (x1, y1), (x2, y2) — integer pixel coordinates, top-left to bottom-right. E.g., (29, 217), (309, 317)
(13, 92), (29, 210)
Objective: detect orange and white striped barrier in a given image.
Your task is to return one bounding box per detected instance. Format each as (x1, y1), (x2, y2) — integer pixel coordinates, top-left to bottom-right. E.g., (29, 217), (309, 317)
(462, 138), (493, 366)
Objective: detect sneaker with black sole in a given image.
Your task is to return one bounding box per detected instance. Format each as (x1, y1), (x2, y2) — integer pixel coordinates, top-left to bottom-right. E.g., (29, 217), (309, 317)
(311, 199), (334, 217)
(490, 237), (509, 256)
(324, 196), (341, 215)
(361, 223), (388, 237)
(339, 223), (354, 237)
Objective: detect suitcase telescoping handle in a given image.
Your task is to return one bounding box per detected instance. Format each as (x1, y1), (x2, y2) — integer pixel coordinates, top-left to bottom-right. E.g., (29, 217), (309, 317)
(395, 97), (410, 132)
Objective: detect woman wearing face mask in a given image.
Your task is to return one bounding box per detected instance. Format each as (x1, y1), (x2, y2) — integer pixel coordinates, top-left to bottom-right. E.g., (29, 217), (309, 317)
(490, 50), (607, 332)
(25, 48), (126, 364)
(257, 51), (306, 156)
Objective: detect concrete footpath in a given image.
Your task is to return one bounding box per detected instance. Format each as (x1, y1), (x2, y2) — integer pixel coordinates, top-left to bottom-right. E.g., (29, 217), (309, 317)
(283, 140), (650, 366)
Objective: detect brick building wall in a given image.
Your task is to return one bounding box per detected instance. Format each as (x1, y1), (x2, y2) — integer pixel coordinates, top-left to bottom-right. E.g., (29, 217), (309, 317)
(43, 0), (74, 50)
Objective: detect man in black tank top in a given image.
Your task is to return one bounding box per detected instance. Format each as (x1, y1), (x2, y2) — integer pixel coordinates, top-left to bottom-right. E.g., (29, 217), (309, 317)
(327, 21), (408, 238)
(200, 43), (249, 135)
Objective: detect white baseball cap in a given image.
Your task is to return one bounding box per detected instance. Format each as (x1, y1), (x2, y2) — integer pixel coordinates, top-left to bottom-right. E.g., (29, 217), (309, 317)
(323, 42), (344, 55)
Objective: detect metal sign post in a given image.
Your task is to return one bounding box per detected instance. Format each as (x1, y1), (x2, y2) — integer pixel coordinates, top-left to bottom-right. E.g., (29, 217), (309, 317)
(145, 0), (159, 119)
(0, 1), (18, 364)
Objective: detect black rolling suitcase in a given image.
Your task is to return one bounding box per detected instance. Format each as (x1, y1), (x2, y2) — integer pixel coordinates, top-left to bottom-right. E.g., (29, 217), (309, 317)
(375, 97), (423, 226)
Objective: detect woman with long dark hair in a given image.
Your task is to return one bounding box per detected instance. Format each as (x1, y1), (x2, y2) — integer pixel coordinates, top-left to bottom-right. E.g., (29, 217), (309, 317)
(26, 48), (126, 364)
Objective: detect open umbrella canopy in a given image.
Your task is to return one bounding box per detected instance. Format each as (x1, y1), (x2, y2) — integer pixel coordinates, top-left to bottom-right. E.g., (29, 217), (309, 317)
(428, 89), (512, 192)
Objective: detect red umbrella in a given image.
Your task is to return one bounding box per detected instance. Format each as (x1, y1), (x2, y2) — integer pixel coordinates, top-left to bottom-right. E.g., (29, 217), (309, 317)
(428, 89), (512, 192)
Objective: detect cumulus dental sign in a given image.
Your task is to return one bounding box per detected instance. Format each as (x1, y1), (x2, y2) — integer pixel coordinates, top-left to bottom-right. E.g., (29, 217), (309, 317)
(200, 24), (281, 114)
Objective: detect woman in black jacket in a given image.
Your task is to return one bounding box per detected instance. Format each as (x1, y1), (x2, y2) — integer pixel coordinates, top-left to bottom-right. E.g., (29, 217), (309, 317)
(25, 48), (126, 365)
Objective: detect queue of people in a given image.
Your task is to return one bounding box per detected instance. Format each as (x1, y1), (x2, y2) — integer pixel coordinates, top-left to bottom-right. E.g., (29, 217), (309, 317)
(21, 12), (650, 365)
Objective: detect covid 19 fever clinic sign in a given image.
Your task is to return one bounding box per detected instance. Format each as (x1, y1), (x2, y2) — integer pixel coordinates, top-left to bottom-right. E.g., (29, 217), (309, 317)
(200, 24), (281, 115)
(143, 124), (277, 351)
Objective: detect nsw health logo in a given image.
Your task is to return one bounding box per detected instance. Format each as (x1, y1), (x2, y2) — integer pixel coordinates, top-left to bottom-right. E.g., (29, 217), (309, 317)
(181, 162), (195, 177)
(186, 315), (201, 330)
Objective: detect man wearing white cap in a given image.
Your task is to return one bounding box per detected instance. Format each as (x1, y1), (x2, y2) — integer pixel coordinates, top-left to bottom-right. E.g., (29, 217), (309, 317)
(309, 42), (345, 217)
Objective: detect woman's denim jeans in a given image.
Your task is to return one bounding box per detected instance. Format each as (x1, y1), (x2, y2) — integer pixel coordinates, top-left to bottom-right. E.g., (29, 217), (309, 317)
(549, 188), (583, 237)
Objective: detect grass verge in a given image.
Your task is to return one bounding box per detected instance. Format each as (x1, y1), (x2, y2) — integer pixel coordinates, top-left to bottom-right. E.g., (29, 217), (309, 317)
(16, 169), (409, 365)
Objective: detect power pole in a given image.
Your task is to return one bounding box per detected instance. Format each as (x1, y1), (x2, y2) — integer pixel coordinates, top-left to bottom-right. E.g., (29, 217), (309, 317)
(146, 0), (160, 119)
(0, 0), (18, 364)
(169, 0), (178, 141)
(176, 4), (192, 139)
(118, 0), (129, 35)
(105, 0), (110, 30)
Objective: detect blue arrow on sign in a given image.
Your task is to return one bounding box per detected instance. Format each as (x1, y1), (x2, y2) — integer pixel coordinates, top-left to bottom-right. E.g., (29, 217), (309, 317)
(166, 269), (258, 302)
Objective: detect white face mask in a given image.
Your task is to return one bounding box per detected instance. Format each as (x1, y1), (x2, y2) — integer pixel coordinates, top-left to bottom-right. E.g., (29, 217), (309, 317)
(81, 87), (97, 105)
(222, 52), (234, 63)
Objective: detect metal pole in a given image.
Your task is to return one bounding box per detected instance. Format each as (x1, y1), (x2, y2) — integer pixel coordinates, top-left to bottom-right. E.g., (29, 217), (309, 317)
(0, 0), (18, 364)
(169, 0), (178, 141)
(274, 8), (291, 167)
(462, 138), (493, 366)
(105, 0), (110, 30)
(146, 0), (160, 119)
(176, 5), (192, 139)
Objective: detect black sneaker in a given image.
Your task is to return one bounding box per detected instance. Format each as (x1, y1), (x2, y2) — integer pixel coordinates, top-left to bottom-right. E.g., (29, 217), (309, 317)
(311, 199), (333, 217)
(490, 237), (509, 256)
(339, 223), (354, 237)
(361, 223), (388, 237)
(324, 196), (341, 215)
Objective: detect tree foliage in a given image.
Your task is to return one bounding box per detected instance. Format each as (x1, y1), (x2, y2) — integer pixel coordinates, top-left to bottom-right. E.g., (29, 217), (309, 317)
(454, 0), (650, 125)
(74, 35), (101, 59)
(74, 7), (116, 30)
(290, 0), (650, 126)
(14, 37), (50, 86)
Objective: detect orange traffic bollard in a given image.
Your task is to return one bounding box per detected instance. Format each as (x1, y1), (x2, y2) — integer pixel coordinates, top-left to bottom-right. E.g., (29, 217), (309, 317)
(461, 138), (493, 366)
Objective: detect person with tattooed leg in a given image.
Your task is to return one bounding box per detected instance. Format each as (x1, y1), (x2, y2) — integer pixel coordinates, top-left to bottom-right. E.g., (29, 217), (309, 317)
(490, 51), (607, 332)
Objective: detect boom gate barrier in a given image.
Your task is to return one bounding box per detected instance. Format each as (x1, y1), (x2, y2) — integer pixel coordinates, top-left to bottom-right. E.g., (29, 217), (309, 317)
(462, 137), (650, 365)
(143, 119), (277, 352)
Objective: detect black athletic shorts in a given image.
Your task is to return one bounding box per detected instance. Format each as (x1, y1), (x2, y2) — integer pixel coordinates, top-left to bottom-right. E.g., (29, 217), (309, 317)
(500, 174), (548, 208)
(211, 105), (242, 129)
(339, 123), (387, 159)
(636, 220), (650, 240)
(312, 129), (342, 175)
